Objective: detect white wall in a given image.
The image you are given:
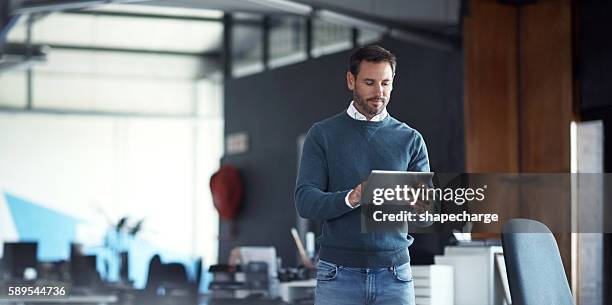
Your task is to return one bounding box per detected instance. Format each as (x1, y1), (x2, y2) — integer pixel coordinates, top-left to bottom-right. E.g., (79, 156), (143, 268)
(0, 10), (223, 287)
(0, 76), (222, 270)
(0, 110), (222, 263)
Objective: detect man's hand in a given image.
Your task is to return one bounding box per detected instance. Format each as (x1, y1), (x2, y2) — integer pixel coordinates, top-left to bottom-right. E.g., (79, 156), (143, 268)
(412, 198), (432, 214)
(348, 182), (364, 207)
(408, 183), (433, 214)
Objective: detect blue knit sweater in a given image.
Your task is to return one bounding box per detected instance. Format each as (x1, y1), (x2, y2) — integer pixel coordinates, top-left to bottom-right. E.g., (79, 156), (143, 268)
(295, 111), (430, 267)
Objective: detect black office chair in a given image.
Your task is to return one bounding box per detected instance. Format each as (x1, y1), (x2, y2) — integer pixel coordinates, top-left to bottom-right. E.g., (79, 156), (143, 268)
(2, 242), (38, 279)
(501, 218), (574, 305)
(145, 255), (190, 295)
(193, 258), (202, 292)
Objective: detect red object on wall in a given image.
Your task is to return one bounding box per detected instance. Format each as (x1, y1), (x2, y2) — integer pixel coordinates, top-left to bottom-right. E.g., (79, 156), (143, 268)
(210, 165), (243, 220)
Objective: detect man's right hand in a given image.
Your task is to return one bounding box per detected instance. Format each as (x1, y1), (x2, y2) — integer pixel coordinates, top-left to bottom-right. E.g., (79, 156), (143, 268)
(348, 182), (364, 207)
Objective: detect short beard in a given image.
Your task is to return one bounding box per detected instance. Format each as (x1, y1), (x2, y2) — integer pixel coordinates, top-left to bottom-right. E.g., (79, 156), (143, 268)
(353, 92), (383, 116)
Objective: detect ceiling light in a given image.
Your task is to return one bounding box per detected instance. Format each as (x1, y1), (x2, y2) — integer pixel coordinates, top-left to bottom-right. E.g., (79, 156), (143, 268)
(314, 9), (387, 33)
(243, 0), (312, 16)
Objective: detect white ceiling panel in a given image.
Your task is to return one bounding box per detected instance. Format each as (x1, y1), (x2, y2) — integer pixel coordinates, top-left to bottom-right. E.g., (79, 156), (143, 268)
(7, 12), (222, 53)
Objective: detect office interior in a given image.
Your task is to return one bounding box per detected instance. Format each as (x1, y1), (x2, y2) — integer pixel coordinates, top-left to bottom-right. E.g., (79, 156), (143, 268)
(0, 0), (610, 304)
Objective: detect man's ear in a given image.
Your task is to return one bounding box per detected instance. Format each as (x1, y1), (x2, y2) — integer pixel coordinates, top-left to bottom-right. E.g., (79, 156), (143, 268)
(346, 71), (355, 90)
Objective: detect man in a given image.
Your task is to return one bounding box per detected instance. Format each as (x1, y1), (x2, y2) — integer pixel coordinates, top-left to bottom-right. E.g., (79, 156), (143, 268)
(295, 45), (430, 305)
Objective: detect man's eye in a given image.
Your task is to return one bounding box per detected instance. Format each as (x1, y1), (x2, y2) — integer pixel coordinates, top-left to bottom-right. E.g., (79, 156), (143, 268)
(365, 81), (374, 85)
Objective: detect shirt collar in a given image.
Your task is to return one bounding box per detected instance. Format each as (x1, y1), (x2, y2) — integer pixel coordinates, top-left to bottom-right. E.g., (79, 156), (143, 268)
(346, 101), (388, 122)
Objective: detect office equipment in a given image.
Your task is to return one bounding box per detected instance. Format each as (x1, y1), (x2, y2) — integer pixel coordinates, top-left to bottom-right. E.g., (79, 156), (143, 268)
(278, 279), (315, 304)
(277, 266), (311, 282)
(237, 247), (277, 279)
(238, 247), (280, 298)
(208, 264), (249, 299)
(209, 247), (280, 300)
(434, 245), (506, 305)
(305, 232), (315, 260)
(244, 262), (269, 291)
(502, 218), (574, 305)
(2, 242), (37, 279)
(290, 228), (313, 268)
(411, 265), (453, 305)
(71, 255), (100, 287)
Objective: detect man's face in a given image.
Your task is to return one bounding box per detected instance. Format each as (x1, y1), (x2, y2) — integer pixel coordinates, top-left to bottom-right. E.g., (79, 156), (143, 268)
(347, 61), (394, 119)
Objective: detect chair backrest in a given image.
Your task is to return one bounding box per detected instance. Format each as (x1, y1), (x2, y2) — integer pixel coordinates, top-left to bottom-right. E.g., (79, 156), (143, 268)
(194, 258), (203, 291)
(145, 255), (189, 294)
(163, 263), (189, 286)
(501, 218), (574, 305)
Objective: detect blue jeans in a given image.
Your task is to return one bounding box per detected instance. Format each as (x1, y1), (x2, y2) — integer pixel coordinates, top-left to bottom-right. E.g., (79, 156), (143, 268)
(314, 259), (416, 305)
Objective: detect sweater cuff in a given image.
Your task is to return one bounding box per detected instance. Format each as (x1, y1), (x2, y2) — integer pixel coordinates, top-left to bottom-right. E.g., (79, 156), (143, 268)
(345, 190), (360, 209)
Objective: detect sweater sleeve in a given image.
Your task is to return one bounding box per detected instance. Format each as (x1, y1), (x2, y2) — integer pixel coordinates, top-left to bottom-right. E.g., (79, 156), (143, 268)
(295, 125), (353, 221)
(407, 130), (437, 227)
(407, 130), (430, 172)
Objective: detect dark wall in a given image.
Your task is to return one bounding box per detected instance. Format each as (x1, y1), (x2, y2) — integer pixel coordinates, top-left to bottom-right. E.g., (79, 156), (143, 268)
(220, 37), (464, 266)
(577, 1), (612, 303)
(578, 0), (612, 111)
(579, 0), (612, 172)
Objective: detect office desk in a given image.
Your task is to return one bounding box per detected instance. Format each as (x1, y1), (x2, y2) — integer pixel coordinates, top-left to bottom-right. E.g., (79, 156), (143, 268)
(201, 296), (300, 305)
(0, 295), (117, 305)
(434, 246), (505, 305)
(0, 292), (306, 305)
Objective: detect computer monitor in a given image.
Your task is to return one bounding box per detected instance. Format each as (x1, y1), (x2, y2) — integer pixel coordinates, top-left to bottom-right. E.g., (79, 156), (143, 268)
(71, 255), (100, 287)
(2, 242), (38, 279)
(238, 247), (277, 279)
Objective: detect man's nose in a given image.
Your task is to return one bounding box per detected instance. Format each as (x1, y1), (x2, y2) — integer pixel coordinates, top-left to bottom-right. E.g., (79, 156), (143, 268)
(375, 84), (384, 95)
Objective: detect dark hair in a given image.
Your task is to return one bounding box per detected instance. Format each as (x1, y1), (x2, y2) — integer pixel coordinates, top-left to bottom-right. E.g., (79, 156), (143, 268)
(348, 45), (397, 76)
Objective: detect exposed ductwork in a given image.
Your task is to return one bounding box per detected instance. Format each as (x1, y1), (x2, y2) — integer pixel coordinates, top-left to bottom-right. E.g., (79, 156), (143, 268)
(145, 0), (461, 50)
(2, 0), (153, 72)
(10, 0), (152, 15)
(1, 0), (154, 49)
(0, 43), (47, 73)
(296, 0), (461, 31)
(1, 1), (19, 48)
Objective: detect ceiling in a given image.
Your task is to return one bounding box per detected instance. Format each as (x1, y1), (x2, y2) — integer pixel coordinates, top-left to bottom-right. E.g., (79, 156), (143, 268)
(1, 0), (462, 74)
(143, 0), (462, 32)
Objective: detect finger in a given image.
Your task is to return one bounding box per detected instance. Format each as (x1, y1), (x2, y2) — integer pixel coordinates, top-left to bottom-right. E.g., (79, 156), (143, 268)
(416, 202), (430, 209)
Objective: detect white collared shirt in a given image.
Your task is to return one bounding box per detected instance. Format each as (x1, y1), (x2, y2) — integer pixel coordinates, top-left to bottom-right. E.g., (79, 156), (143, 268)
(344, 101), (388, 208)
(346, 100), (388, 122)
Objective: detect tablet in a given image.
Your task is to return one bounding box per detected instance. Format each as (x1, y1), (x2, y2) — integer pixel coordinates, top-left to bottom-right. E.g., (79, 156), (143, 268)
(361, 170), (434, 205)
